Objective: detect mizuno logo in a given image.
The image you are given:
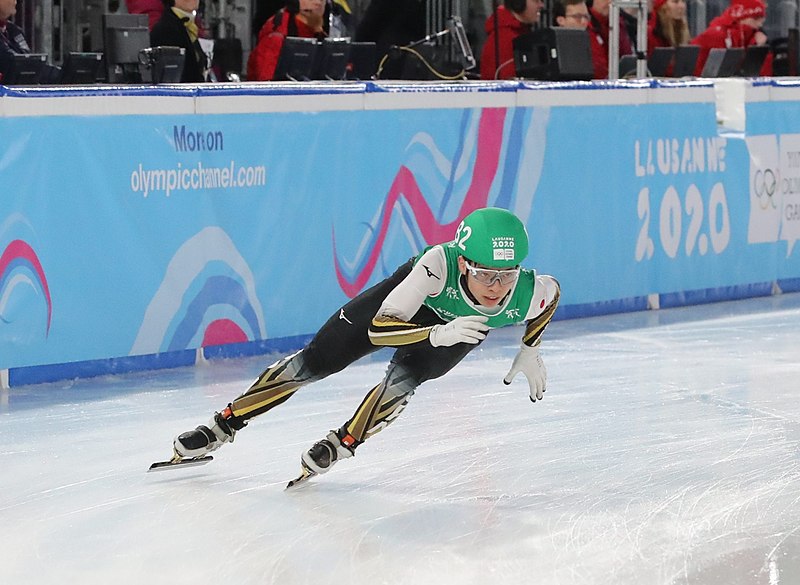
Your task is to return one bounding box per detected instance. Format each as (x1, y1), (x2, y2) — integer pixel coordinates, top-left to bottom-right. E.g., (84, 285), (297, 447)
(422, 264), (440, 279)
(339, 309), (353, 324)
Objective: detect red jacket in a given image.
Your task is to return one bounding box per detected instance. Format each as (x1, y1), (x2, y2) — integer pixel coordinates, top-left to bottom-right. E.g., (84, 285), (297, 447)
(691, 14), (771, 75)
(247, 10), (325, 81)
(480, 6), (531, 80)
(588, 8), (633, 79)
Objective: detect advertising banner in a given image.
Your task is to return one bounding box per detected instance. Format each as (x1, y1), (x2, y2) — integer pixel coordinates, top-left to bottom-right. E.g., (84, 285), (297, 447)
(1, 82), (799, 380)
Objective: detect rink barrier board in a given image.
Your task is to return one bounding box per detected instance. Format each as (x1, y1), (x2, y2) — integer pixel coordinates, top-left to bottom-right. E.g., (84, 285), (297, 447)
(2, 79), (800, 387)
(0, 78), (726, 116)
(3, 333), (315, 388)
(4, 280), (799, 389)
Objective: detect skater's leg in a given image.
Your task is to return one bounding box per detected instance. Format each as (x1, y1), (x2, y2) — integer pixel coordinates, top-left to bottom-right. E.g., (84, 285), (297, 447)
(174, 333), (374, 459)
(173, 349), (314, 457)
(228, 349), (318, 421)
(343, 339), (478, 446)
(299, 360), (416, 474)
(300, 336), (479, 475)
(173, 261), (414, 459)
(227, 259), (415, 422)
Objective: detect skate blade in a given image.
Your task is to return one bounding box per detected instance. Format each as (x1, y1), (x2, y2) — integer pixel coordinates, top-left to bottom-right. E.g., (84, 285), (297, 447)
(285, 467), (316, 489)
(147, 455), (213, 472)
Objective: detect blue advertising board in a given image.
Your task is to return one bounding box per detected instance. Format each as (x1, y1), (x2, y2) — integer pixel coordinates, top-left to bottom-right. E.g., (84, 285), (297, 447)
(1, 80), (799, 384)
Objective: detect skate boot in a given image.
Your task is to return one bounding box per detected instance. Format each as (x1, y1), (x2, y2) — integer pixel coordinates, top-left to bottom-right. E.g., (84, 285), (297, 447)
(301, 430), (355, 475)
(173, 406), (243, 458)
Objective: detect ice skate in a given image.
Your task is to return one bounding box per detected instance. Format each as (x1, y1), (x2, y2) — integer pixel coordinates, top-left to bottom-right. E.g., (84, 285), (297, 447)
(148, 450), (214, 472)
(286, 430), (354, 488)
(173, 408), (238, 459)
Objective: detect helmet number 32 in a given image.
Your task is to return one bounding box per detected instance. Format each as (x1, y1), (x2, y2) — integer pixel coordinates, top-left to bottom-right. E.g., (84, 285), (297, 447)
(455, 221), (472, 251)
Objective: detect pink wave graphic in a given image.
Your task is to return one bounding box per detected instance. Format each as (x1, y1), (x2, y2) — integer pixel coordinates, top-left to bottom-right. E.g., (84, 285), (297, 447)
(202, 319), (248, 347)
(334, 108), (507, 297)
(0, 239), (53, 334)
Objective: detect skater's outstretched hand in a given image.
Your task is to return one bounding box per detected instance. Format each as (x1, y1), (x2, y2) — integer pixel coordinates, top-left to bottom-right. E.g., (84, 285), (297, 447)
(503, 344), (547, 402)
(429, 315), (489, 347)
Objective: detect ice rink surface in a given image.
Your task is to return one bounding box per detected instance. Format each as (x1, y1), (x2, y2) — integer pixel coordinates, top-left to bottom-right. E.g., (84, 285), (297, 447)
(2, 294), (800, 585)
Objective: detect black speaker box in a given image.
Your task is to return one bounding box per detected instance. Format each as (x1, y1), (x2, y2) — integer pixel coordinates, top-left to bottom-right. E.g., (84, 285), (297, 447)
(513, 28), (594, 81)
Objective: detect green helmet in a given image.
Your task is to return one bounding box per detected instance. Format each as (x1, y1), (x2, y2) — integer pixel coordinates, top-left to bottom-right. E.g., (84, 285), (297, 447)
(454, 207), (529, 268)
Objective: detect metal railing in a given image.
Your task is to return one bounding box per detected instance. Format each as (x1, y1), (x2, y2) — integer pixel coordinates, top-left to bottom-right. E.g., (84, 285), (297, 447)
(608, 0), (649, 79)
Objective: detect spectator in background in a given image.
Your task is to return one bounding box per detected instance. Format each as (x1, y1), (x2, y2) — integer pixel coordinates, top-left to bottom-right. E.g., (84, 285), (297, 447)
(0, 0), (26, 53)
(646, 0), (689, 75)
(648, 0), (690, 54)
(554, 0), (591, 29)
(0, 0), (30, 83)
(480, 0), (545, 80)
(587, 0), (633, 79)
(151, 0), (208, 82)
(127, 0), (206, 37)
(553, 0), (595, 77)
(247, 0), (327, 81)
(691, 0), (770, 75)
(253, 0), (351, 39)
(253, 0), (287, 37)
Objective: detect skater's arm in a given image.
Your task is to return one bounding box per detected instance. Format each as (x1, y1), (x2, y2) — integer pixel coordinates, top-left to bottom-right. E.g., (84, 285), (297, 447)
(522, 275), (560, 346)
(368, 247), (447, 346)
(504, 275), (560, 402)
(368, 313), (433, 345)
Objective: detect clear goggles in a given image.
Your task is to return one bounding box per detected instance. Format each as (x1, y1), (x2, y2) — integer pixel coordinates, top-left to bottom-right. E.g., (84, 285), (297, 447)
(465, 261), (520, 286)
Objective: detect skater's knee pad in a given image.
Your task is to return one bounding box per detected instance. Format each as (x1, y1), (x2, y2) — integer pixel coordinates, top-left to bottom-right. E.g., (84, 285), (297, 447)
(345, 365), (418, 444)
(382, 362), (419, 399)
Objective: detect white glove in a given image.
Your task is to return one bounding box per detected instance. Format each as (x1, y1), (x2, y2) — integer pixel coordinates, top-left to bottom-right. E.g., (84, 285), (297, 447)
(503, 344), (547, 402)
(429, 315), (490, 347)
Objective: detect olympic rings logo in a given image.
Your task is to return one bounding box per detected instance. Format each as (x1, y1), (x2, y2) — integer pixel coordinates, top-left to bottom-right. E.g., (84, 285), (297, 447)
(753, 168), (778, 210)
